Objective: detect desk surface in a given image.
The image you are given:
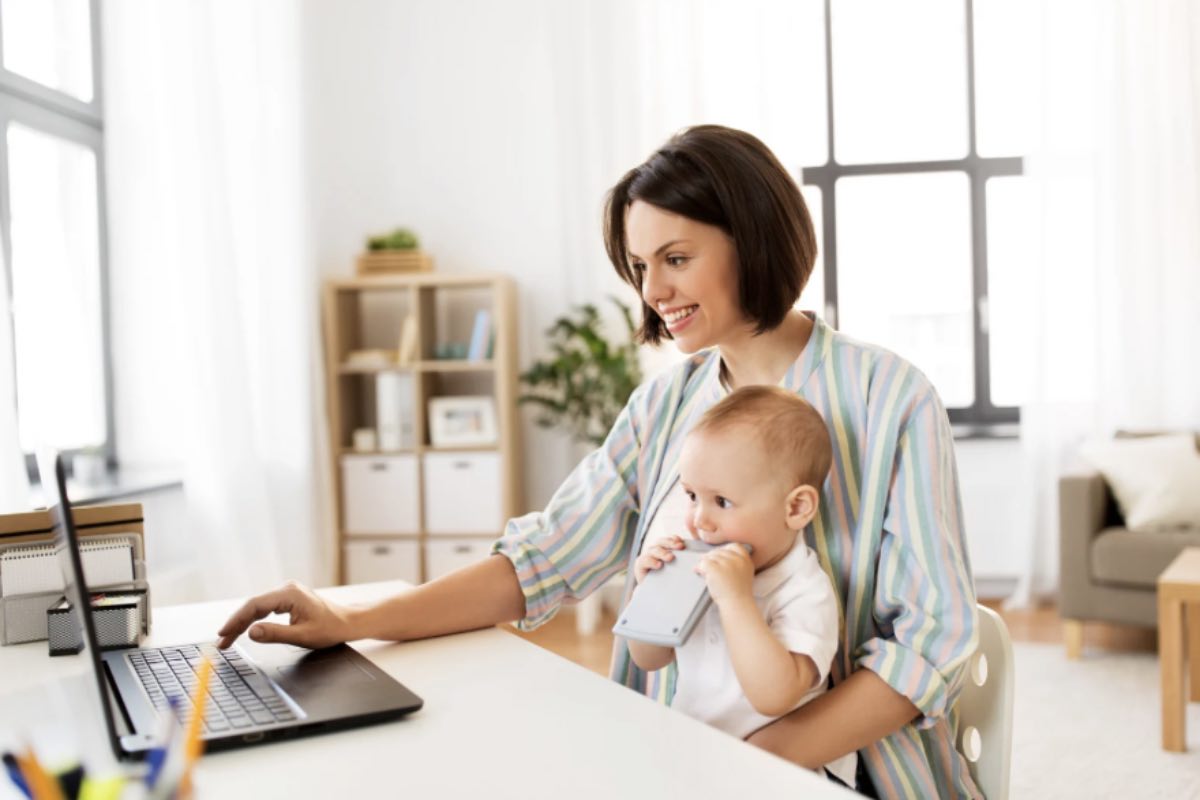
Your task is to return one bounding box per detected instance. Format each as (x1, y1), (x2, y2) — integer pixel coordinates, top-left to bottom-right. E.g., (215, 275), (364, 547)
(0, 581), (853, 799)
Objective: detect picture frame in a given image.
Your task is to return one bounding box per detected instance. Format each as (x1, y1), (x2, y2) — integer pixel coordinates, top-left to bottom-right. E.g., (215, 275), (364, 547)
(427, 396), (498, 447)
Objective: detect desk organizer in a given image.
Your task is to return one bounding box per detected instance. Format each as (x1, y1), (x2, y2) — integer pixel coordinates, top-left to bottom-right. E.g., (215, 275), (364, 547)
(48, 588), (148, 656)
(0, 503), (151, 646)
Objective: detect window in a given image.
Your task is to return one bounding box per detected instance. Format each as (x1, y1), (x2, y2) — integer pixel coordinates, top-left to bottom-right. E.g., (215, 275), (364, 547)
(0, 0), (112, 465)
(800, 0), (1033, 428)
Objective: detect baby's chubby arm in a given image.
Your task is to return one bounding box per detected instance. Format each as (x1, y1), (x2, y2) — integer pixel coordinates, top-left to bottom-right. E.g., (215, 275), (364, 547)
(699, 545), (820, 718)
(624, 536), (685, 672)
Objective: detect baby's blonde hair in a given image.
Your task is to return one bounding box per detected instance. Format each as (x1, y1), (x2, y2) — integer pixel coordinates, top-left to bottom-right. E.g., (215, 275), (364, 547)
(691, 385), (832, 489)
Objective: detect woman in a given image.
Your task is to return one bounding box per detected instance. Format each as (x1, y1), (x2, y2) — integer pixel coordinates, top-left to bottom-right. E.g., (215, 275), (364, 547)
(217, 125), (979, 798)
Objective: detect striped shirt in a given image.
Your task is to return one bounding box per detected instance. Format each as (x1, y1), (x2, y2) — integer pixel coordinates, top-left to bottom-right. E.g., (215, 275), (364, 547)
(493, 313), (980, 798)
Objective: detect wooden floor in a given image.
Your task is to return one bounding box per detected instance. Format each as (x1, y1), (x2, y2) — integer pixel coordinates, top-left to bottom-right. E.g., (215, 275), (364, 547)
(506, 598), (1159, 677)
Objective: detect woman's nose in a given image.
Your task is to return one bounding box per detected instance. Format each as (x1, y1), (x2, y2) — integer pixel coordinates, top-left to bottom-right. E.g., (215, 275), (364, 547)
(641, 262), (669, 308)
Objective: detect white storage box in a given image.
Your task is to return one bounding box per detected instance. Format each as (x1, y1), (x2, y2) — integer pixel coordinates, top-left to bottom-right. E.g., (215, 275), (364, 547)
(341, 455), (419, 535)
(425, 538), (491, 582)
(423, 452), (503, 535)
(344, 540), (421, 585)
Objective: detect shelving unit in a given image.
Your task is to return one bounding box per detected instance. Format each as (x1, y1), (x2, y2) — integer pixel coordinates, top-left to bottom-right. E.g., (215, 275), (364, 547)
(322, 272), (522, 585)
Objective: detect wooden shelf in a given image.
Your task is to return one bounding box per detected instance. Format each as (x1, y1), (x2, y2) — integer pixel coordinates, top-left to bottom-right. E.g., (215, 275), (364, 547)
(424, 444), (500, 453)
(338, 363), (415, 375)
(329, 272), (506, 291)
(337, 360), (494, 375)
(322, 272), (522, 587)
(416, 360), (495, 373)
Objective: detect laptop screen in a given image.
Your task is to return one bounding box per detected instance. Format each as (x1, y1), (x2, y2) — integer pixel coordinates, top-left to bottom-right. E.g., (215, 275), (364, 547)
(35, 448), (126, 759)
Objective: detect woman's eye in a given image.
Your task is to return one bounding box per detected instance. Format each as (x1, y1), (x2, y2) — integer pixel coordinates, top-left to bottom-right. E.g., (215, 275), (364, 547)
(716, 496), (731, 509)
(630, 261), (646, 273)
(666, 255), (688, 267)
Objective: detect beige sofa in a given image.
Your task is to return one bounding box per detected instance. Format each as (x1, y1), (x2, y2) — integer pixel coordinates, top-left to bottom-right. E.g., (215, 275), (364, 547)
(1059, 459), (1200, 658)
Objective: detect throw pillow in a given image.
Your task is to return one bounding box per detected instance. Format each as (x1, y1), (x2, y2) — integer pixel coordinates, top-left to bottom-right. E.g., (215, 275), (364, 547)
(1079, 433), (1200, 532)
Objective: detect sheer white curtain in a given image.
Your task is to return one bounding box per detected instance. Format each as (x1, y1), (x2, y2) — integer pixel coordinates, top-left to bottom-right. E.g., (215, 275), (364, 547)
(1015, 0), (1200, 601)
(0, 280), (29, 512)
(104, 1), (328, 598)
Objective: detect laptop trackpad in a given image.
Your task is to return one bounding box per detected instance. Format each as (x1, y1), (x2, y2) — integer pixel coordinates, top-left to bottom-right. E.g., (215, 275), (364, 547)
(275, 651), (375, 691)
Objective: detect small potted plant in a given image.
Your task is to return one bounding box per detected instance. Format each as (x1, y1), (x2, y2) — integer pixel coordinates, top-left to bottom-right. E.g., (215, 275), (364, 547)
(357, 227), (432, 274)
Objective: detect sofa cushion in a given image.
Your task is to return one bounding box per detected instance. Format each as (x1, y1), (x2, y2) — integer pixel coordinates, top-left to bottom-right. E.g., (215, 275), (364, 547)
(1091, 526), (1200, 589)
(1080, 433), (1200, 532)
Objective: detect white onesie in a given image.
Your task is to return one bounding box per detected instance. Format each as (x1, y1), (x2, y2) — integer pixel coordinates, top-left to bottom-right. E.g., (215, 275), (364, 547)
(643, 481), (857, 786)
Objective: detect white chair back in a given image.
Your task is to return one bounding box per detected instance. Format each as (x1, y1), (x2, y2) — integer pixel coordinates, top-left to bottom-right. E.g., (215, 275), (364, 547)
(957, 604), (1014, 800)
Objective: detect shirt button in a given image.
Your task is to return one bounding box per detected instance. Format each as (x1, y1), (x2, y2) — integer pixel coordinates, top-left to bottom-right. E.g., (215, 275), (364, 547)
(709, 633), (718, 645)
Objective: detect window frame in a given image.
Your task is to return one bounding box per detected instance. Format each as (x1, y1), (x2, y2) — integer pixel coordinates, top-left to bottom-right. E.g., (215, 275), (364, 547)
(0, 0), (114, 474)
(801, 0), (1021, 428)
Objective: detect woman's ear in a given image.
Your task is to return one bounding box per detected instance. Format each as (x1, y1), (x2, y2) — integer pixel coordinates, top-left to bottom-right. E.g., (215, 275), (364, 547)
(785, 484), (820, 531)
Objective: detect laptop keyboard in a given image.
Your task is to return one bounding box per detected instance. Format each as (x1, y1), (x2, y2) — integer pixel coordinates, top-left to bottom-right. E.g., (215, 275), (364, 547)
(129, 644), (298, 733)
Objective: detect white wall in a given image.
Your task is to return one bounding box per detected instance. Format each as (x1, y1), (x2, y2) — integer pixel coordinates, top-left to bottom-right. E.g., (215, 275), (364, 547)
(301, 0), (601, 511)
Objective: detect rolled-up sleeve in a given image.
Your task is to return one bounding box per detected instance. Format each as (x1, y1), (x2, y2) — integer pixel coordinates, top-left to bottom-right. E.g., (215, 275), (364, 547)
(491, 395), (644, 631)
(855, 392), (978, 730)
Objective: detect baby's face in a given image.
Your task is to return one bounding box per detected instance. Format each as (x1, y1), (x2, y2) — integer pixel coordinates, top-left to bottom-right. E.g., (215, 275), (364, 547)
(677, 427), (798, 571)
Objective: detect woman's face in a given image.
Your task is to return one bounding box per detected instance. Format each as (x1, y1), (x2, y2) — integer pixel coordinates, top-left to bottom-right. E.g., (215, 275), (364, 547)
(625, 200), (744, 354)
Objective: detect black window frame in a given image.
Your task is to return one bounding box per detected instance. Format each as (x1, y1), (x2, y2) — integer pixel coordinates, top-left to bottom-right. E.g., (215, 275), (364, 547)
(801, 0), (1021, 430)
(0, 0), (114, 476)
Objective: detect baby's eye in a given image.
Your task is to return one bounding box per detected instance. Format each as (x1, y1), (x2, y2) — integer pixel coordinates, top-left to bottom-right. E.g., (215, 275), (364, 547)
(684, 490), (696, 502)
(716, 496), (731, 509)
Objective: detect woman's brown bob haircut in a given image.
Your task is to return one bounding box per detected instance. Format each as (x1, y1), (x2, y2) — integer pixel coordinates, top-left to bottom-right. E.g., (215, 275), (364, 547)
(603, 125), (818, 345)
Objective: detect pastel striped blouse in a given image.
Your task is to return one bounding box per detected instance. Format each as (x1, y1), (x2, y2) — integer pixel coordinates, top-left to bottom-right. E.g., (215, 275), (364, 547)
(492, 314), (980, 798)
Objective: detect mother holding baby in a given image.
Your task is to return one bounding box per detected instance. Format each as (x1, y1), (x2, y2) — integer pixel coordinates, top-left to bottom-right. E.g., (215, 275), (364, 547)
(218, 125), (979, 799)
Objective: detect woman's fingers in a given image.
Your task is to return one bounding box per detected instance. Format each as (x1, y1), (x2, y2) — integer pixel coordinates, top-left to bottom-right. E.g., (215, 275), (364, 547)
(215, 582), (308, 649)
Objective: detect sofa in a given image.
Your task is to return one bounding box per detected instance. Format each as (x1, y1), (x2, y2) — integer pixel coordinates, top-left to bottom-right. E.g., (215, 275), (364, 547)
(1058, 436), (1200, 658)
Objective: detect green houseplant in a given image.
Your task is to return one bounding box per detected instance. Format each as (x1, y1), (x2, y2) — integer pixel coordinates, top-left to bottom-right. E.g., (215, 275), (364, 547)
(519, 297), (643, 447)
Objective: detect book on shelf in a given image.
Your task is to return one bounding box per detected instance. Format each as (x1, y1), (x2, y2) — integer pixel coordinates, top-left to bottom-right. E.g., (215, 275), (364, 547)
(397, 314), (419, 365)
(376, 371), (415, 450)
(467, 310), (492, 361)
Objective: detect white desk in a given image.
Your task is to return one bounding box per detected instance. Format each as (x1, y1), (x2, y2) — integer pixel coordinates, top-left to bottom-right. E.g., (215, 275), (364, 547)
(0, 581), (853, 799)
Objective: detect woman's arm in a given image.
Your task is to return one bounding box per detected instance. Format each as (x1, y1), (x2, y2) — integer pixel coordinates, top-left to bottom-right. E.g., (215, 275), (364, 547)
(217, 554), (526, 649)
(745, 669), (920, 768)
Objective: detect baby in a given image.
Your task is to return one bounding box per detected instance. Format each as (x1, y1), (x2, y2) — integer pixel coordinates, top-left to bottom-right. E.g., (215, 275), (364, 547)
(624, 385), (856, 787)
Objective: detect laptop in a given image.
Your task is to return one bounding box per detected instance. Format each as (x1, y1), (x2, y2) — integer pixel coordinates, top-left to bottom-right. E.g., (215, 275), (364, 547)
(35, 448), (424, 760)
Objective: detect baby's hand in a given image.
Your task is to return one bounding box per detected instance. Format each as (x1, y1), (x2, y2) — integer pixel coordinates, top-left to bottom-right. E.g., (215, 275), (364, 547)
(696, 543), (755, 605)
(634, 535), (686, 584)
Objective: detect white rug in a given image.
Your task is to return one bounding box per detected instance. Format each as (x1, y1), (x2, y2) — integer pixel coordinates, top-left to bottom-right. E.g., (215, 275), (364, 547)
(1010, 642), (1200, 799)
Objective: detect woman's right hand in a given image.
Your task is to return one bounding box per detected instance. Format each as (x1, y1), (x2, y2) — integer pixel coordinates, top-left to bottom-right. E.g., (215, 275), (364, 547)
(215, 581), (355, 651)
(634, 535), (686, 584)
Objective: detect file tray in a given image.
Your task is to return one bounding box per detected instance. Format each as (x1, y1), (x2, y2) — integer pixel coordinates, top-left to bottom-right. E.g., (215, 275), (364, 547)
(0, 503), (150, 646)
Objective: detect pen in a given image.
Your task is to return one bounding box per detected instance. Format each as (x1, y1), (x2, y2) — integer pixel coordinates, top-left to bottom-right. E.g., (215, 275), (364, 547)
(144, 696), (180, 789)
(178, 657), (213, 797)
(17, 747), (64, 800)
(1, 752), (31, 800)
